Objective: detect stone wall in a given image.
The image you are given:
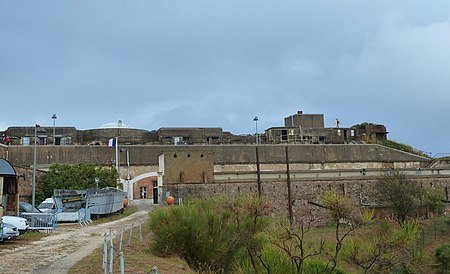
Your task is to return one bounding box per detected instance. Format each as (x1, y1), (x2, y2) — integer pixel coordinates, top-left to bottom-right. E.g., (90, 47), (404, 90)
(13, 165), (46, 203)
(162, 176), (450, 226)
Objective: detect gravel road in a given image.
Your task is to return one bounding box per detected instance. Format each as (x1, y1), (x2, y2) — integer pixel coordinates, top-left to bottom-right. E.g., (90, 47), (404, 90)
(0, 205), (151, 274)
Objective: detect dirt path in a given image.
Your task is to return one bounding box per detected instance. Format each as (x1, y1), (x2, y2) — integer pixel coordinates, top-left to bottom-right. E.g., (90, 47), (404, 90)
(0, 207), (151, 274)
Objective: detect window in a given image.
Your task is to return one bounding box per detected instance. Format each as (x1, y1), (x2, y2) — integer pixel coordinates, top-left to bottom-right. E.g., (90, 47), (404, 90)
(281, 130), (288, 141)
(173, 136), (183, 145)
(140, 186), (147, 199)
(21, 137), (30, 146)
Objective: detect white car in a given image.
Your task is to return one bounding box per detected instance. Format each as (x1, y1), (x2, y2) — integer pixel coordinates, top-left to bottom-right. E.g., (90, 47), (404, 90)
(38, 198), (57, 213)
(1, 223), (20, 241)
(2, 216), (29, 234)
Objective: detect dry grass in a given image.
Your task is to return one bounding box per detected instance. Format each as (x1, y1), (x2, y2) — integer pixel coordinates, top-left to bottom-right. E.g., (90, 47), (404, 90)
(68, 216), (450, 274)
(68, 212), (194, 274)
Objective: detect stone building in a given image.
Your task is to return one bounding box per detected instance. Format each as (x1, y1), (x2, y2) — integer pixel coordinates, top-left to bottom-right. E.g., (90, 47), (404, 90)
(0, 111), (388, 147)
(1, 123), (253, 146)
(157, 128), (224, 145)
(265, 111), (388, 144)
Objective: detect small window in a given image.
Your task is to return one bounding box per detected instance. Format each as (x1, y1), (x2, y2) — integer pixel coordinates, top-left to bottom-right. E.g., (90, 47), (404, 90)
(21, 137), (30, 146)
(173, 136), (183, 145)
(140, 186), (147, 199)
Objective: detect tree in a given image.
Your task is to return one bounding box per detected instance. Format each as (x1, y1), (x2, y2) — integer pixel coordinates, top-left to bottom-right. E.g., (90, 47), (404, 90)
(322, 190), (360, 273)
(376, 169), (443, 224)
(37, 162), (118, 202)
(267, 213), (325, 274)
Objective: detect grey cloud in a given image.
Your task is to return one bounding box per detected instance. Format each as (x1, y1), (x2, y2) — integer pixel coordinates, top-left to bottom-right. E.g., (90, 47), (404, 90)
(1, 1), (450, 153)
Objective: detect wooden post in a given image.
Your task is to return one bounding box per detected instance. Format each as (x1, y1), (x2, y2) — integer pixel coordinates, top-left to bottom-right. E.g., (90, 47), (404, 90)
(286, 145), (293, 225)
(256, 146), (262, 197)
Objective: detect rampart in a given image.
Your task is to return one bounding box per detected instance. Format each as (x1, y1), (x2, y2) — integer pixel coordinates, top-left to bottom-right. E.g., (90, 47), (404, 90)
(4, 144), (429, 169)
(163, 175), (450, 226)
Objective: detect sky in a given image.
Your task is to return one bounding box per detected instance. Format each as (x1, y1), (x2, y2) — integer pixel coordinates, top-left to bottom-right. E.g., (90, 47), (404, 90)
(1, 1), (449, 155)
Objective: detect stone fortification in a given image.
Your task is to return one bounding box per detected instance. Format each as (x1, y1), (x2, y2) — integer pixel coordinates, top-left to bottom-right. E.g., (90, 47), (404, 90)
(162, 176), (450, 226)
(4, 144), (429, 169)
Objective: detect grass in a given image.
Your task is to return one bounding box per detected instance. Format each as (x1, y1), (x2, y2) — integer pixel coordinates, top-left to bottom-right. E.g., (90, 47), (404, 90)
(90, 205), (139, 224)
(68, 211), (194, 274)
(69, 212), (450, 274)
(4, 204), (449, 273)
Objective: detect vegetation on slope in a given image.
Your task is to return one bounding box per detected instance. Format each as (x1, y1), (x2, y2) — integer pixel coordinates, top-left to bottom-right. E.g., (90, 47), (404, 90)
(377, 140), (430, 157)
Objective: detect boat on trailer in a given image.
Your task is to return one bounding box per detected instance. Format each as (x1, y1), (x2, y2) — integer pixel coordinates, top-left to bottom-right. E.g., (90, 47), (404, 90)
(53, 188), (126, 222)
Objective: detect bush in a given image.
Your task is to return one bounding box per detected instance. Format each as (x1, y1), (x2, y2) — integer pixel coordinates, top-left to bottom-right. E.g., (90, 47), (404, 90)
(148, 195), (270, 273)
(435, 244), (450, 273)
(239, 244), (347, 274)
(303, 260), (347, 274)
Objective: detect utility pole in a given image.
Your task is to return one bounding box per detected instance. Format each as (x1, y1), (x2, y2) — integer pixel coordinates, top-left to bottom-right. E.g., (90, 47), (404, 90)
(286, 145), (293, 225)
(52, 114), (57, 145)
(256, 146), (261, 197)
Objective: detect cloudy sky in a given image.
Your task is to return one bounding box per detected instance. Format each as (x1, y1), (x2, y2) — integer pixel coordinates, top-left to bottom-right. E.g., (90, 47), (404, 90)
(1, 1), (449, 155)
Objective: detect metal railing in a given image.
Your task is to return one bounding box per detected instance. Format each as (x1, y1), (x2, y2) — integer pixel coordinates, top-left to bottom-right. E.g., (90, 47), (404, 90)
(20, 212), (58, 232)
(214, 167), (450, 182)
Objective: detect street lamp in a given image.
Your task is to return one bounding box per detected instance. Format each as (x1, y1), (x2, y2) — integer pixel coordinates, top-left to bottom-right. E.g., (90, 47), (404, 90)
(32, 124), (40, 212)
(253, 116), (259, 144)
(94, 177), (99, 193)
(120, 149), (131, 200)
(52, 114), (57, 145)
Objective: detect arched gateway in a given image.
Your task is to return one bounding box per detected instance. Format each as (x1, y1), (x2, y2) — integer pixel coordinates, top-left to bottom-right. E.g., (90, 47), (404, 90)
(120, 172), (162, 203)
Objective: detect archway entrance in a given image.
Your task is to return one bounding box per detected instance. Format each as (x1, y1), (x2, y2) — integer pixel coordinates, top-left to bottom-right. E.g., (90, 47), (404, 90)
(121, 172), (161, 203)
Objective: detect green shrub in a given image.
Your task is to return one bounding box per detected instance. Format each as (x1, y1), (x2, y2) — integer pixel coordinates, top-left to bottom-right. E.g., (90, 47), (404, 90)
(148, 195), (270, 273)
(303, 260), (347, 274)
(435, 244), (450, 273)
(239, 244), (292, 274)
(239, 244), (347, 274)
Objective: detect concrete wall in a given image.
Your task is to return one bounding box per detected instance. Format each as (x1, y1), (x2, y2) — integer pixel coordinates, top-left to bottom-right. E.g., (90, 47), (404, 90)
(79, 128), (157, 145)
(157, 128), (223, 144)
(161, 150), (214, 184)
(284, 112), (324, 128)
(4, 144), (430, 169)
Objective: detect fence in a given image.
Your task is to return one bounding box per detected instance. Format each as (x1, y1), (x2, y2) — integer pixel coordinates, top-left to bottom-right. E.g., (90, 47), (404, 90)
(20, 212), (58, 232)
(102, 222), (159, 274)
(418, 217), (450, 249)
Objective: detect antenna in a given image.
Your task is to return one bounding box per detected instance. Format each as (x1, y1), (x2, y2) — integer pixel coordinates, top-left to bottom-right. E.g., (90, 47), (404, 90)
(335, 118), (341, 128)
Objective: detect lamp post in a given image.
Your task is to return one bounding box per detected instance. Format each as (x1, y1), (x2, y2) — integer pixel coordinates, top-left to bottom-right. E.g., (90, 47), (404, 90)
(52, 114), (57, 145)
(95, 177), (99, 192)
(32, 124), (40, 212)
(126, 149), (130, 200)
(120, 149), (131, 200)
(253, 116), (259, 144)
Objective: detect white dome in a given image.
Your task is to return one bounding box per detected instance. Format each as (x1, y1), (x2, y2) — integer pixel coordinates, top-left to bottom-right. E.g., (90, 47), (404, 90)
(100, 120), (132, 129)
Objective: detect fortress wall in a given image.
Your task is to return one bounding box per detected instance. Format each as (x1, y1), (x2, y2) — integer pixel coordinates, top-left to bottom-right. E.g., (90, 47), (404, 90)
(162, 176), (450, 226)
(5, 144), (429, 168)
